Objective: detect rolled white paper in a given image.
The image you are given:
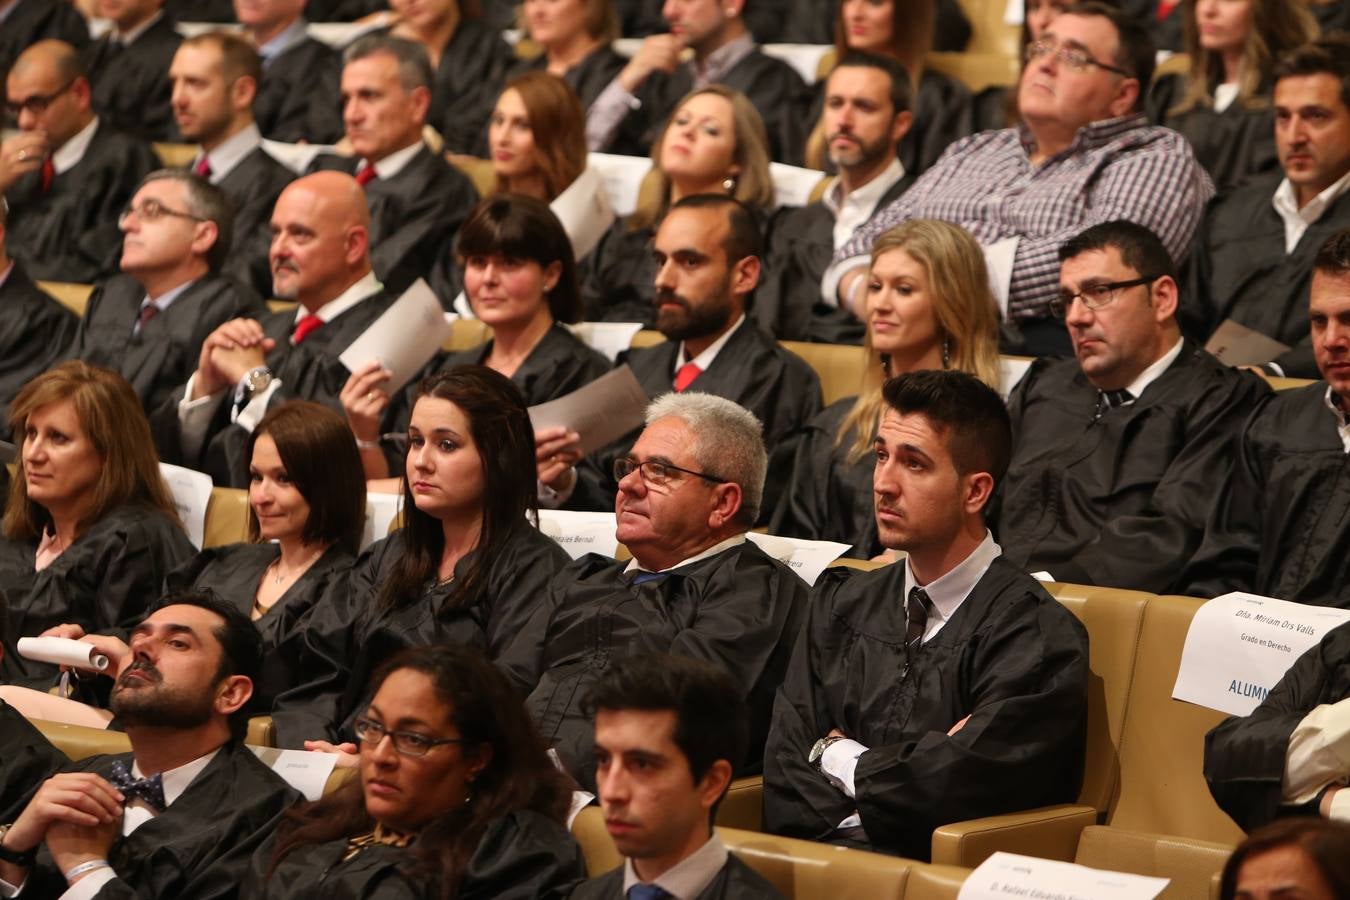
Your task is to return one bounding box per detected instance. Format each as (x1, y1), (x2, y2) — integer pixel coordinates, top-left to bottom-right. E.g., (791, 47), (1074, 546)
(16, 637), (110, 672)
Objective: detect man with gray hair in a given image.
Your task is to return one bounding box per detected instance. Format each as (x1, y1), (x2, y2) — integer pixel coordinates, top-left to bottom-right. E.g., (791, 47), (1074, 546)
(501, 392), (807, 791)
(309, 34), (478, 301)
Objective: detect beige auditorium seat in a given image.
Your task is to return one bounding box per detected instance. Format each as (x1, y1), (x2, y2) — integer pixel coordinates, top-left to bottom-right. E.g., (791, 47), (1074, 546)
(203, 487), (251, 548)
(447, 153), (495, 197)
(718, 776), (766, 831)
(153, 142), (197, 168)
(926, 52), (1021, 93)
(247, 715), (276, 747)
(32, 717), (132, 759)
(1269, 376), (1315, 391)
(446, 317), (491, 351)
(266, 299), (298, 315)
(956, 0), (1021, 58)
(781, 340), (865, 407)
(37, 280), (94, 317)
(629, 329), (665, 349)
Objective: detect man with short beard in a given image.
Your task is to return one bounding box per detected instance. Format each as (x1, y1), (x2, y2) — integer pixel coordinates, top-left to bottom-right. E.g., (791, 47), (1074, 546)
(0, 593), (301, 898)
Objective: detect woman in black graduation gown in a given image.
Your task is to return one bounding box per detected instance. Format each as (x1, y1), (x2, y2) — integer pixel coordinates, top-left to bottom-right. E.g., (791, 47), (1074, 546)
(1147, 0), (1317, 192)
(245, 645), (584, 899)
(770, 220), (1001, 559)
(486, 72), (589, 204)
(272, 367), (571, 752)
(514, 0), (627, 112)
(0, 362), (194, 688)
(581, 85), (776, 325)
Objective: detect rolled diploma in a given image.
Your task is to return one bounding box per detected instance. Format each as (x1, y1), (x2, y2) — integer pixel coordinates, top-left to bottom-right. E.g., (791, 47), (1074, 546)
(16, 637), (110, 671)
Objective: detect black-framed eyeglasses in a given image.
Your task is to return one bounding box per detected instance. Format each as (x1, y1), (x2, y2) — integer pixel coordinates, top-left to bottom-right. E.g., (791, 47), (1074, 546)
(353, 716), (466, 757)
(1025, 38), (1133, 77)
(117, 198), (208, 229)
(4, 78), (77, 121)
(1050, 274), (1161, 317)
(613, 456), (726, 490)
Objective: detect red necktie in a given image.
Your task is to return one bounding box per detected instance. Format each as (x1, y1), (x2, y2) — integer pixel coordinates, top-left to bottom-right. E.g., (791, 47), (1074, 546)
(1156, 0), (1178, 20)
(136, 303), (158, 331)
(292, 314), (323, 344)
(673, 362), (701, 392)
(194, 156), (212, 178)
(40, 158), (55, 192)
(355, 163), (377, 186)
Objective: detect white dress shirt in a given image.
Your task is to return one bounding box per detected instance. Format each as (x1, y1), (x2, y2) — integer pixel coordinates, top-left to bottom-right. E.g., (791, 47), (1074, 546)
(52, 117), (99, 176)
(134, 278), (197, 335)
(1272, 168), (1350, 254)
(623, 534), (747, 577)
(1324, 387), (1350, 455)
(823, 158), (906, 252)
(621, 833), (730, 900)
(1282, 697), (1350, 821)
(363, 140), (423, 180)
(195, 123), (263, 183)
(674, 314), (745, 372)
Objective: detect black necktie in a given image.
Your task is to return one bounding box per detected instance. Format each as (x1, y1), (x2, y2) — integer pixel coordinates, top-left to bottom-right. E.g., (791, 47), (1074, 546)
(1093, 388), (1134, 421)
(904, 586), (930, 675)
(109, 760), (166, 811)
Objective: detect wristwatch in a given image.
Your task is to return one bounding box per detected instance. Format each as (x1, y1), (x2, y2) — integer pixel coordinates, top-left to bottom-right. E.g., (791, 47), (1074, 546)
(0, 823), (36, 867)
(808, 736), (846, 774)
(243, 365), (274, 396)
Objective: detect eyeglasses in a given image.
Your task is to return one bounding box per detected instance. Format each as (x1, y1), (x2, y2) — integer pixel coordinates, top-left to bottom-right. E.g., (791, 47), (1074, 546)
(1050, 274), (1161, 317)
(117, 198), (208, 229)
(613, 456), (726, 489)
(4, 78), (77, 121)
(353, 716), (467, 757)
(1025, 39), (1132, 77)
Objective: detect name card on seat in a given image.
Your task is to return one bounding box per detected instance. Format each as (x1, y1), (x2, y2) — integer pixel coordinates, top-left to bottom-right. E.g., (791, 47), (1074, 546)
(537, 510), (621, 560)
(959, 852), (1168, 900)
(746, 533), (850, 586)
(248, 746), (339, 801)
(160, 462), (213, 549)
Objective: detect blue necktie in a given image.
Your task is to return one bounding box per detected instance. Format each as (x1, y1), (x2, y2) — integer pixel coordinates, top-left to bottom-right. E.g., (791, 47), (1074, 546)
(631, 571), (668, 585)
(109, 760), (166, 811)
(628, 885), (673, 900)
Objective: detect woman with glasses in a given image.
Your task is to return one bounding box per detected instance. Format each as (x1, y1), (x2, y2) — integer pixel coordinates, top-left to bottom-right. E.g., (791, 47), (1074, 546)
(244, 646), (585, 899)
(271, 366), (570, 754)
(770, 220), (1001, 559)
(1147, 0), (1317, 191)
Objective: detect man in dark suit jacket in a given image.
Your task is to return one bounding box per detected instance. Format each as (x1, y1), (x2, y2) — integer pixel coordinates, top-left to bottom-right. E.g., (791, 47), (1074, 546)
(309, 34), (478, 301)
(2, 40), (159, 283)
(170, 31), (295, 297)
(237, 0), (343, 144)
(156, 170), (394, 486)
(0, 592), (301, 898)
(570, 654), (785, 899)
(81, 0), (182, 141)
(0, 0), (87, 80)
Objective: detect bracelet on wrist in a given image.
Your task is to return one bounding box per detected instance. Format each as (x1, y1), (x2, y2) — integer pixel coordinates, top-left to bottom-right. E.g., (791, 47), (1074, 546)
(63, 859), (111, 883)
(355, 438), (381, 451)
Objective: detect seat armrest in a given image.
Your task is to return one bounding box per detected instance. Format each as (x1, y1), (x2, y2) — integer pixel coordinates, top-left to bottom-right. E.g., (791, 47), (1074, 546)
(246, 715), (276, 747)
(931, 803), (1098, 868)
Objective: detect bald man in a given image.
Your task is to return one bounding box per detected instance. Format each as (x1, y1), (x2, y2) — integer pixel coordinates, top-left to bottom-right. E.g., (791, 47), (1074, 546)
(154, 172), (397, 486)
(2, 40), (159, 283)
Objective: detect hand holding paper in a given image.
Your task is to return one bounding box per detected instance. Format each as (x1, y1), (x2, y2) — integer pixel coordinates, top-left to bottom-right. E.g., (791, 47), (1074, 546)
(528, 366), (649, 456)
(338, 280), (453, 394)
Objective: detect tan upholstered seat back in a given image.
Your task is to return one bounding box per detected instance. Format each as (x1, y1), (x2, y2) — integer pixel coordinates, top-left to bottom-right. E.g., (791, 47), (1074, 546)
(446, 318), (491, 351)
(36, 281), (94, 317)
(31, 718), (132, 759)
(1075, 825), (1233, 900)
(780, 341), (866, 407)
(720, 826), (912, 900)
(571, 805), (624, 876)
(203, 487), (251, 548)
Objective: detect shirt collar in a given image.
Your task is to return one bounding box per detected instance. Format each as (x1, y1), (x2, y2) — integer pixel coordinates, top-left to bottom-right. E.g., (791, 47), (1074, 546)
(52, 116), (99, 174)
(366, 140), (424, 180)
(257, 17), (309, 63)
(1123, 336), (1184, 399)
(690, 33), (754, 85)
(1018, 112), (1149, 159)
(1273, 167), (1350, 226)
(113, 9), (163, 45)
(622, 833), (729, 900)
(823, 157), (905, 217)
(902, 531), (1001, 628)
(295, 269), (381, 325)
(1325, 385), (1350, 428)
(623, 533), (747, 576)
(198, 123), (262, 181)
(131, 748), (220, 807)
(0, 0), (19, 24)
(143, 277), (197, 308)
(676, 313), (745, 371)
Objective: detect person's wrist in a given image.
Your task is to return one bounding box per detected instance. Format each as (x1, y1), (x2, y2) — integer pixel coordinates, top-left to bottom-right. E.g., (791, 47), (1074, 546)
(62, 858), (111, 884)
(0, 823), (38, 865)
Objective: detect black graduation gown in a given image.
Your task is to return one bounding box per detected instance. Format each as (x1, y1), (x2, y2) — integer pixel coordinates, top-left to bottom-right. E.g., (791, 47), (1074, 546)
(570, 853), (785, 900)
(994, 343), (1270, 593)
(1310, 0), (1350, 32)
(0, 0), (88, 79)
(436, 324), (611, 406)
(68, 273), (265, 415)
(0, 504), (196, 687)
(214, 148), (297, 299)
(738, 0), (970, 50)
(504, 541), (807, 791)
(1147, 75), (1277, 193)
(1204, 621), (1350, 832)
(762, 557), (1090, 860)
(152, 290), (395, 487)
(1181, 171), (1350, 379)
(612, 0), (665, 38)
(1182, 384), (1350, 608)
(304, 0), (384, 21)
(0, 720), (303, 900)
(164, 542), (358, 712)
(243, 809), (585, 900)
(4, 124), (160, 284)
(82, 14), (183, 143)
(310, 149), (480, 300)
(0, 261), (78, 439)
(254, 37), (345, 145)
(757, 173), (914, 343)
(413, 20), (514, 157)
(512, 45), (629, 113)
(269, 524), (569, 748)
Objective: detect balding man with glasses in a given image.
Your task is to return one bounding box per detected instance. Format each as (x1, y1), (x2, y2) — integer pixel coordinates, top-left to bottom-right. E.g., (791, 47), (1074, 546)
(499, 392), (806, 792)
(992, 220), (1268, 593)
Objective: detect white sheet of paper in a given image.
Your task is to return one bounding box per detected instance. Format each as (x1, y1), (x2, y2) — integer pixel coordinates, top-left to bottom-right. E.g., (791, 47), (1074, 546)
(537, 510), (620, 560)
(983, 236), (1019, 319)
(1204, 318), (1292, 368)
(958, 852), (1168, 900)
(1173, 592), (1350, 716)
(260, 140), (339, 175)
(247, 747), (339, 802)
(306, 15), (392, 48)
(528, 365), (649, 455)
(999, 356), (1033, 400)
(159, 462), (213, 549)
(567, 790), (596, 830)
(362, 492), (404, 551)
(770, 162), (827, 209)
(587, 152), (652, 218)
(566, 322), (645, 362)
(551, 166), (616, 261)
(1004, 0), (1025, 25)
(761, 43), (835, 84)
(176, 21), (243, 38)
(339, 279), (452, 394)
(746, 533), (851, 586)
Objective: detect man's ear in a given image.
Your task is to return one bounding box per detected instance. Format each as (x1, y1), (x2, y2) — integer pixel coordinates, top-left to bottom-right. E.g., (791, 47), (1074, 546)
(707, 481), (744, 530)
(730, 254), (760, 297)
(215, 674), (253, 717)
(962, 471), (995, 517)
(1151, 275), (1179, 321)
(1108, 77), (1140, 119)
(696, 758), (733, 813)
(409, 85), (432, 124)
(191, 220), (220, 260)
(231, 74), (258, 111)
(344, 224), (369, 265)
(890, 109), (913, 145)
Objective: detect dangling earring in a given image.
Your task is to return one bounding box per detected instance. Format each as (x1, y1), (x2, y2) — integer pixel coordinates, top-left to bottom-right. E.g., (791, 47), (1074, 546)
(721, 175), (736, 193)
(941, 336), (951, 370)
(879, 352), (892, 379)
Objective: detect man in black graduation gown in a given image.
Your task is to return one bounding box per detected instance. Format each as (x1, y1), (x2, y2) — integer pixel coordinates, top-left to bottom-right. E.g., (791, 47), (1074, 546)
(170, 32), (296, 298)
(558, 195), (822, 514)
(502, 392), (807, 792)
(309, 35), (478, 302)
(1182, 231), (1350, 608)
(995, 220), (1268, 593)
(0, 593), (301, 898)
(154, 171), (395, 487)
(586, 0), (811, 164)
(81, 0), (182, 142)
(571, 654), (785, 900)
(0, 203), (77, 440)
(1182, 38), (1350, 380)
(2, 40), (160, 284)
(66, 170), (263, 415)
(759, 52), (915, 343)
(0, 0), (87, 80)
(763, 370), (1090, 861)
(237, 0), (344, 144)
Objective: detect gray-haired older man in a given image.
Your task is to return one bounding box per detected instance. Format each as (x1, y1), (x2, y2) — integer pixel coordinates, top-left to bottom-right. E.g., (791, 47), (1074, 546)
(501, 392), (807, 790)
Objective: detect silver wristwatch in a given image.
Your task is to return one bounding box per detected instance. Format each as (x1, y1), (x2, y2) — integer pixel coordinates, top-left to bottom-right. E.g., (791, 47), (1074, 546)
(808, 736), (846, 773)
